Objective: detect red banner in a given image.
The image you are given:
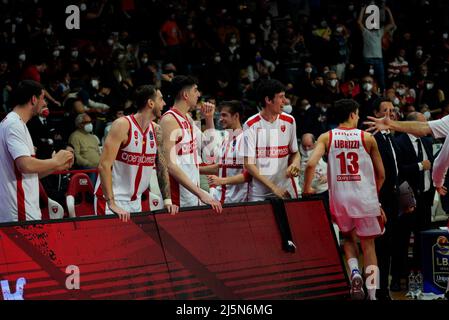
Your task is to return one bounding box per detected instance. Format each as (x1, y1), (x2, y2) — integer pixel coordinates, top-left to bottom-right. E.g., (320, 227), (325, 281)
(0, 200), (348, 300)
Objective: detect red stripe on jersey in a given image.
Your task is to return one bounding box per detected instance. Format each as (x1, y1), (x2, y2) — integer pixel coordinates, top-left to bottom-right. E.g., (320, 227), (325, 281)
(290, 177), (298, 198)
(169, 175), (180, 207)
(246, 115), (261, 128)
(116, 149), (156, 166)
(14, 163), (26, 221)
(130, 114), (150, 136)
(279, 114), (294, 124)
(121, 116), (132, 148)
(130, 134), (147, 201)
(361, 131), (369, 153)
(256, 146), (290, 158)
(94, 185), (106, 216)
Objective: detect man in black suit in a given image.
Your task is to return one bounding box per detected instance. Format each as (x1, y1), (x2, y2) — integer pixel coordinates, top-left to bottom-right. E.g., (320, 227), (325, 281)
(27, 106), (54, 160)
(391, 112), (435, 290)
(372, 98), (402, 300)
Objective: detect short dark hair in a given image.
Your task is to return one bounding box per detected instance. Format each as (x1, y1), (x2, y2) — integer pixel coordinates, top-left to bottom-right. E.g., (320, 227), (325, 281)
(256, 79), (286, 107)
(11, 80), (44, 106)
(373, 97), (392, 113)
(219, 100), (244, 122)
(334, 99), (359, 124)
(171, 75), (198, 101)
(134, 85), (157, 111)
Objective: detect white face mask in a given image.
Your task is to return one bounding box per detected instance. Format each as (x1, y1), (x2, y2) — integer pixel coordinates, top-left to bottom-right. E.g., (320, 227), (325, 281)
(369, 68), (375, 75)
(246, 18), (252, 25)
(416, 49), (423, 57)
(305, 67), (312, 73)
(84, 123), (93, 133)
(71, 50), (79, 58)
(91, 79), (99, 89)
(107, 39), (114, 46)
(424, 111), (431, 120)
(18, 53), (26, 61)
(283, 105), (293, 114)
(214, 56), (221, 63)
(230, 38), (237, 45)
(53, 50), (60, 57)
(396, 88), (406, 96)
(336, 27), (343, 33)
(141, 58), (148, 64)
(249, 39), (256, 45)
(329, 79), (338, 87)
(443, 33), (448, 40)
(393, 97), (400, 105)
(80, 3), (87, 11)
(363, 83), (373, 92)
(426, 83), (434, 90)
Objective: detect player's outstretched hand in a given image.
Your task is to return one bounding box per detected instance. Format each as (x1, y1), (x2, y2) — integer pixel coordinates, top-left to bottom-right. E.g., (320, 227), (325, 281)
(165, 204), (179, 215)
(199, 192), (223, 214)
(436, 186), (448, 196)
(109, 202), (131, 222)
(364, 109), (393, 135)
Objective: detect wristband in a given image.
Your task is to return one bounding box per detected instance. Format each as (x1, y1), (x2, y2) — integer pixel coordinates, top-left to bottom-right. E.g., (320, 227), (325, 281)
(164, 199), (173, 206)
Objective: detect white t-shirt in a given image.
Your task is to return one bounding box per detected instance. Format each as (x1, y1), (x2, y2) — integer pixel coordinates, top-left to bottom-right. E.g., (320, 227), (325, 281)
(242, 112), (299, 201)
(0, 112), (41, 222)
(429, 115), (449, 187)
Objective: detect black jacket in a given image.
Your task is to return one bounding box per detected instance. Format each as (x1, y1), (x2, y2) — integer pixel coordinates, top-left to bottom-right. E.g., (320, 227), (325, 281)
(395, 133), (435, 196)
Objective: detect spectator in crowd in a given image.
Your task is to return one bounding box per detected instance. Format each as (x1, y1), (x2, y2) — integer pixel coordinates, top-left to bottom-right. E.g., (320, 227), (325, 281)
(355, 75), (379, 126)
(68, 113), (101, 183)
(358, 4), (396, 92)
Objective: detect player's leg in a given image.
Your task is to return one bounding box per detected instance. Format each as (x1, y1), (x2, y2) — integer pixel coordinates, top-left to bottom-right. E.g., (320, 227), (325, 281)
(360, 237), (378, 300)
(342, 230), (365, 300)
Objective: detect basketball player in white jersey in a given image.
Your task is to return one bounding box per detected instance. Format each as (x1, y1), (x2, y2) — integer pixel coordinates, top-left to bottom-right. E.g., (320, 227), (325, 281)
(242, 79), (300, 201)
(159, 75), (222, 213)
(303, 99), (386, 300)
(201, 101), (248, 204)
(0, 80), (74, 223)
(96, 85), (178, 221)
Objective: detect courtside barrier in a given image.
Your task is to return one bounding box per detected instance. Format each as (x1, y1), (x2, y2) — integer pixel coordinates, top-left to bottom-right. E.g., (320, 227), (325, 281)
(0, 199), (349, 300)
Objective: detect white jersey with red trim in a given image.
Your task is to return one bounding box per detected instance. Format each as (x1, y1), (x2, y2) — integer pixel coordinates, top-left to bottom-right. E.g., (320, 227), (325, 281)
(241, 112), (299, 201)
(327, 127), (380, 218)
(162, 108), (200, 208)
(0, 112), (40, 222)
(211, 130), (248, 203)
(94, 114), (158, 214)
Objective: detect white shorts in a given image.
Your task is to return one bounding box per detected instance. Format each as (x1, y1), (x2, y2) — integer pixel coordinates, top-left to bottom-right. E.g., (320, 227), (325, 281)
(333, 214), (384, 239)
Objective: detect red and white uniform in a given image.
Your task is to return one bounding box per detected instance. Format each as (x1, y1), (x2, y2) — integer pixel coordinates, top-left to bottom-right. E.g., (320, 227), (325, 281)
(328, 127), (383, 238)
(211, 130), (248, 203)
(0, 112), (40, 222)
(241, 112), (299, 201)
(94, 115), (158, 214)
(161, 108), (201, 208)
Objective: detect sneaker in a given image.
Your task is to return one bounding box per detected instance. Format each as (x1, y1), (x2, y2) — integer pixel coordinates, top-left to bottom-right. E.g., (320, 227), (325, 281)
(350, 269), (365, 300)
